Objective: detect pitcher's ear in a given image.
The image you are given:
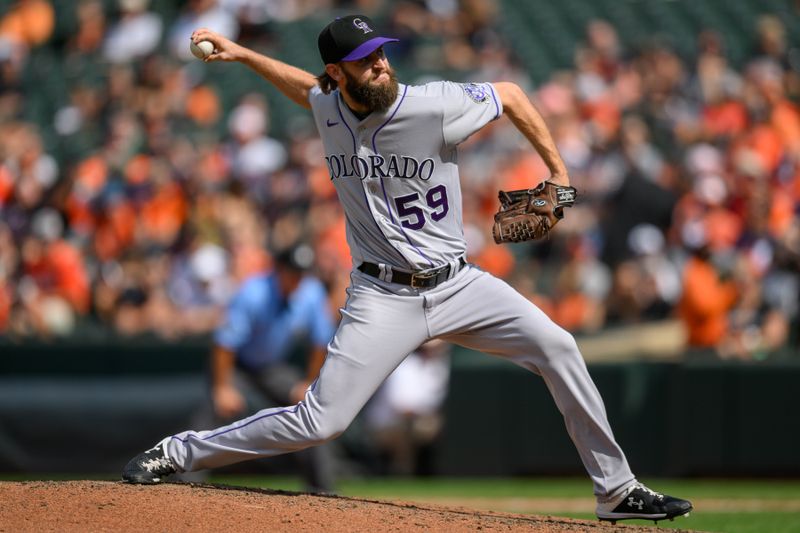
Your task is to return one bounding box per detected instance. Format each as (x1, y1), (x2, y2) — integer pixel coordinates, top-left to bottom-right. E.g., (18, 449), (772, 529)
(326, 63), (343, 83)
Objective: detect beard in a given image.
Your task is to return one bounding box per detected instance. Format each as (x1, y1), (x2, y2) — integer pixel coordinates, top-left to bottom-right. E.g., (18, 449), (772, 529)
(343, 67), (399, 113)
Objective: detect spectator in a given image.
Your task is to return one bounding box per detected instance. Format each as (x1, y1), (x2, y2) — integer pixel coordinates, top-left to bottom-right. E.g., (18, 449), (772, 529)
(718, 257), (790, 360)
(67, 0), (106, 56)
(226, 93), (288, 192)
(677, 246), (739, 355)
(0, 0), (54, 59)
(103, 0), (164, 64)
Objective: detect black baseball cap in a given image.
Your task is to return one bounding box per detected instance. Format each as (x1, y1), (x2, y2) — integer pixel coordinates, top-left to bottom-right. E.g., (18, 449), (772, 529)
(318, 15), (399, 65)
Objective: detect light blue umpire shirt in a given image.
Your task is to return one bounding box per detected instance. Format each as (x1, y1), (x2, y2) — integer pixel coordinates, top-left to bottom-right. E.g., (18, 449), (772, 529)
(214, 272), (336, 371)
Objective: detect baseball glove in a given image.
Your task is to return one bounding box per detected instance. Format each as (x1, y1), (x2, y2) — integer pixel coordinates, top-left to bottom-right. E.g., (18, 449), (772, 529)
(492, 180), (577, 243)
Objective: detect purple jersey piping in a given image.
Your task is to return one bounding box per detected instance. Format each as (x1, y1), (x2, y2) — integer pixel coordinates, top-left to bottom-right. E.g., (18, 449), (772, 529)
(170, 404), (304, 442)
(372, 85), (407, 225)
(489, 83), (501, 119)
(336, 94), (414, 268)
(372, 85), (434, 268)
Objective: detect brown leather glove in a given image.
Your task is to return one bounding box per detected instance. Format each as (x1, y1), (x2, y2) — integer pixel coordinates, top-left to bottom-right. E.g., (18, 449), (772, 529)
(492, 180), (577, 243)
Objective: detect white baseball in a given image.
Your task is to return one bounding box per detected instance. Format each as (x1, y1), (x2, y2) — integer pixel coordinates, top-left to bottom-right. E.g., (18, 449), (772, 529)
(190, 40), (214, 59)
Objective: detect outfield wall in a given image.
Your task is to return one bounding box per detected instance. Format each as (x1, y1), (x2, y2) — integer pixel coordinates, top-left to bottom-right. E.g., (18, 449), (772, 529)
(1, 340), (798, 476)
(440, 351), (800, 477)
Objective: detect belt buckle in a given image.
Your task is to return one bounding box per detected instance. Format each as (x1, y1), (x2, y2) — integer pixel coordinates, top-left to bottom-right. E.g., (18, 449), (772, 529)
(410, 265), (447, 289)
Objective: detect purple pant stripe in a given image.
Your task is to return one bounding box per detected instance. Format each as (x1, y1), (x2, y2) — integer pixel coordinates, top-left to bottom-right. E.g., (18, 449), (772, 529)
(170, 403), (303, 443)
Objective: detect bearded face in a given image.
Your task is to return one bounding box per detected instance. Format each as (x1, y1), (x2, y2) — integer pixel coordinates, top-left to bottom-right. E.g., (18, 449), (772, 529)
(342, 65), (399, 113)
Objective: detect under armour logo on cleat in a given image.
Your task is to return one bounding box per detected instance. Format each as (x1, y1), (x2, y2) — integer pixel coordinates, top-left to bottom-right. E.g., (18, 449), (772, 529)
(627, 497), (645, 510)
(326, 119), (339, 127)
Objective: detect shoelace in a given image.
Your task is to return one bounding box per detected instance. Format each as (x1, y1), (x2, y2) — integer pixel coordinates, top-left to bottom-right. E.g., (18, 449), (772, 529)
(637, 484), (665, 501)
(141, 454), (173, 473)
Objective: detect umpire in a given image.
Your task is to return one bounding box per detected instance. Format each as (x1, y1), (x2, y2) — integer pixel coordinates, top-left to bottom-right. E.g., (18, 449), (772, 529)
(200, 243), (336, 492)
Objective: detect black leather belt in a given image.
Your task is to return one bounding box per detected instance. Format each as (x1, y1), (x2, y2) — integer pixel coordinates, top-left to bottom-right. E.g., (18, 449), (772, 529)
(358, 257), (466, 289)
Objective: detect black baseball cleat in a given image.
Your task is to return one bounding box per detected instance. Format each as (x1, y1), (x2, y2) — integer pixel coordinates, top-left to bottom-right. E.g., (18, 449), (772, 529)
(596, 482), (693, 524)
(122, 441), (177, 484)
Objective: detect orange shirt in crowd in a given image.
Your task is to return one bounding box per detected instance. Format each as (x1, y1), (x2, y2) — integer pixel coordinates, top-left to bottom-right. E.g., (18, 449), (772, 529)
(702, 100), (748, 138)
(771, 99), (800, 154)
(736, 123), (784, 175)
(704, 207), (743, 251)
(94, 200), (137, 261)
(0, 164), (13, 206)
(0, 280), (10, 330)
(472, 244), (515, 279)
(499, 152), (549, 193)
(47, 240), (90, 314)
(551, 292), (593, 332)
(308, 165), (338, 201)
(0, 0), (54, 47)
(185, 85), (221, 126)
(140, 181), (188, 244)
(678, 256), (738, 347)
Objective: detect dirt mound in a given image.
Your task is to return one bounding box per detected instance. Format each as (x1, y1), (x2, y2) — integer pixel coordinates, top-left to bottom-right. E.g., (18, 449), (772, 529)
(0, 480), (690, 532)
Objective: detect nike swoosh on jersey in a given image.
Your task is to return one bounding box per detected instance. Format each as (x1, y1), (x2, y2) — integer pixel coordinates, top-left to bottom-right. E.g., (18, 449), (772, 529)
(326, 119), (339, 127)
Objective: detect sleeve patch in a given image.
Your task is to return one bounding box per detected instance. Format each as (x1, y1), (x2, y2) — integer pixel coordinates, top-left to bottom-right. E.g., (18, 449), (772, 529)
(462, 83), (490, 104)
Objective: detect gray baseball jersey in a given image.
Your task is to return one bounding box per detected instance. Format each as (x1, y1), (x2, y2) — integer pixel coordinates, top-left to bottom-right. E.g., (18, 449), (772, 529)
(309, 81), (501, 272)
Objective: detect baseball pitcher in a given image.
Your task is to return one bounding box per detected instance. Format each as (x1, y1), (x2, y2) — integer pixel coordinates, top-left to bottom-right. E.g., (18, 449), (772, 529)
(123, 15), (692, 524)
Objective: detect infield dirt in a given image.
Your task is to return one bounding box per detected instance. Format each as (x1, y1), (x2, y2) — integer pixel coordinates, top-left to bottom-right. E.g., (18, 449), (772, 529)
(0, 480), (695, 532)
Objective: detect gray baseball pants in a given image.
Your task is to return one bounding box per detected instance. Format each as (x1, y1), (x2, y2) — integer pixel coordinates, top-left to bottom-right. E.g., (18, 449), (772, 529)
(181, 363), (335, 493)
(164, 265), (635, 498)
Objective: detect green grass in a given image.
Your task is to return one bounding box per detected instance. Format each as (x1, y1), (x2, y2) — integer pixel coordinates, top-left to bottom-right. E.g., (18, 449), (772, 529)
(209, 475), (800, 533)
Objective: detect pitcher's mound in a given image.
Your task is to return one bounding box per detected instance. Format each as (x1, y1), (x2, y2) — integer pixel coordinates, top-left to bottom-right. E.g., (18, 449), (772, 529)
(0, 480), (689, 532)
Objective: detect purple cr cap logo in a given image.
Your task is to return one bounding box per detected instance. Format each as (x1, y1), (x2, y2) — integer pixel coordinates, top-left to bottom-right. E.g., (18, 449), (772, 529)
(462, 83), (489, 103)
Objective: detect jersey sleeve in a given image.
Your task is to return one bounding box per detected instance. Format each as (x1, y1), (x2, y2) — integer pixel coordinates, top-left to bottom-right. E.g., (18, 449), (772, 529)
(308, 84), (324, 110)
(440, 81), (503, 146)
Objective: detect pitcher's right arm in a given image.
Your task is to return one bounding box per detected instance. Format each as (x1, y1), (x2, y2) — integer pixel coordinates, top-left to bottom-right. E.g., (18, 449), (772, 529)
(192, 28), (317, 110)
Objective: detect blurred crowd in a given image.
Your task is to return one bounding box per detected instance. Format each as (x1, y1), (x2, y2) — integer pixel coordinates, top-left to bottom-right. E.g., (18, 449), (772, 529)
(0, 0), (798, 360)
